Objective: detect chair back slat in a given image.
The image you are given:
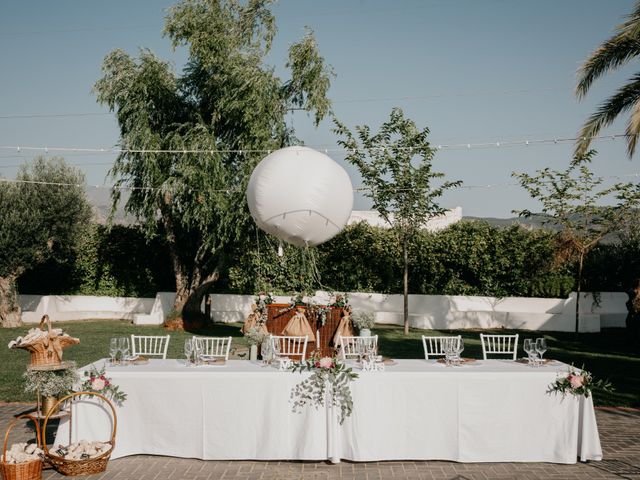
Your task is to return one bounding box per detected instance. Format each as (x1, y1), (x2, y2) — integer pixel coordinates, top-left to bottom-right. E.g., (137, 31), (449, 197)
(421, 335), (461, 359)
(338, 336), (378, 360)
(480, 334), (519, 360)
(193, 336), (232, 360)
(131, 335), (171, 359)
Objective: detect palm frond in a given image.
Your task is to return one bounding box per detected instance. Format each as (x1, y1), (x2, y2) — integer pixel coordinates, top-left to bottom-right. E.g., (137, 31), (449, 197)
(575, 74), (640, 157)
(625, 99), (640, 156)
(576, 35), (640, 99)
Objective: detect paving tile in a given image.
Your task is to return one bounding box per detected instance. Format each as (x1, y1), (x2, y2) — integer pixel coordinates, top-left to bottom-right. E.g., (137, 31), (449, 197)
(2, 405), (638, 480)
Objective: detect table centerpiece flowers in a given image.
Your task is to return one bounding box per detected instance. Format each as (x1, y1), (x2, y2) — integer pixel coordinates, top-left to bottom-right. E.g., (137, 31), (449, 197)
(80, 366), (127, 406)
(289, 353), (358, 424)
(547, 364), (613, 399)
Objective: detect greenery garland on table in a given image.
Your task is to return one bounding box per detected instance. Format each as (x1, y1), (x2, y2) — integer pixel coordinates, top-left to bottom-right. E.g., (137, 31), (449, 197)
(289, 354), (358, 424)
(547, 365), (613, 399)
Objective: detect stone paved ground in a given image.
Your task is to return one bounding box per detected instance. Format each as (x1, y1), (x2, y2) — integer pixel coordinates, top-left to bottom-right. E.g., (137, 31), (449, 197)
(1, 404), (639, 480)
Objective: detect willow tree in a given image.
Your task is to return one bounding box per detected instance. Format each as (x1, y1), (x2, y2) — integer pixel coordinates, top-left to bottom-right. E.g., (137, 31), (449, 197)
(513, 151), (640, 333)
(94, 0), (332, 326)
(335, 108), (461, 335)
(0, 157), (91, 327)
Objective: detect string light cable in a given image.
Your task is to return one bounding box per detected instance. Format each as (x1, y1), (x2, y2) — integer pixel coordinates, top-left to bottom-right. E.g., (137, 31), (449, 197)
(0, 171), (638, 193)
(0, 132), (634, 156)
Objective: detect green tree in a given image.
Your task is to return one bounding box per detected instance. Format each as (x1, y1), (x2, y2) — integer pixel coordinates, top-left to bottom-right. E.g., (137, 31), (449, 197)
(0, 157), (92, 327)
(575, 1), (640, 157)
(93, 0), (333, 327)
(334, 108), (461, 335)
(513, 151), (640, 333)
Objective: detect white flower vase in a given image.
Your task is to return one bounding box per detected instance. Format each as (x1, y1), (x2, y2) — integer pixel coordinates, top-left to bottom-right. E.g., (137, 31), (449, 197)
(249, 344), (258, 361)
(359, 328), (371, 337)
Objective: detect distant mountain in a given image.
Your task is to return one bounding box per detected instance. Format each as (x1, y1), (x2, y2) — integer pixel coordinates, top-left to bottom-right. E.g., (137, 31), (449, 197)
(463, 215), (549, 229)
(86, 188), (134, 225)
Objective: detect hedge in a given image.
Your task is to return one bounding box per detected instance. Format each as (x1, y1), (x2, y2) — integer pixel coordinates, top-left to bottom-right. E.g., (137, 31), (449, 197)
(17, 220), (640, 299)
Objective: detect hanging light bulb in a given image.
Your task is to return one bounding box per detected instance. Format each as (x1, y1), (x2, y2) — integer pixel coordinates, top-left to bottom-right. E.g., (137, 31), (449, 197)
(277, 241), (284, 258)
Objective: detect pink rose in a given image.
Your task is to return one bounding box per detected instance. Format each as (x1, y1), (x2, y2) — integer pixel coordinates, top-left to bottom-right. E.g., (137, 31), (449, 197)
(91, 377), (107, 391)
(318, 357), (334, 369)
(569, 375), (585, 389)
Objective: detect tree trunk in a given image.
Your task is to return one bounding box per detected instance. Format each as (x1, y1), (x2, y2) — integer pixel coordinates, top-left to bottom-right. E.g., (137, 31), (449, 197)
(575, 252), (584, 334)
(625, 278), (640, 342)
(0, 276), (22, 328)
(403, 237), (409, 336)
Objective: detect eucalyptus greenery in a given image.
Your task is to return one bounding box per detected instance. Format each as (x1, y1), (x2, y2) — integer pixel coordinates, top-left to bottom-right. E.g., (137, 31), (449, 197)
(513, 150), (640, 332)
(24, 366), (79, 398)
(93, 0), (333, 323)
(335, 108), (462, 334)
(290, 357), (358, 425)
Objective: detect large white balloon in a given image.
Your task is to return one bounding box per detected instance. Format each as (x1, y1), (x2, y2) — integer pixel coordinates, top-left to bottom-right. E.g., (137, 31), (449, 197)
(246, 146), (354, 247)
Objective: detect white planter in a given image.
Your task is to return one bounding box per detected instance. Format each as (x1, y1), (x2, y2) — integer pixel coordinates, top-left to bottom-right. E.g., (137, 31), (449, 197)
(249, 344), (258, 361)
(359, 328), (372, 337)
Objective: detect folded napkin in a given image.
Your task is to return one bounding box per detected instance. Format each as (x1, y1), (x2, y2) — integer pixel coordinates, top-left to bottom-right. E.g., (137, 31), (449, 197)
(200, 358), (226, 366)
(436, 357), (476, 365)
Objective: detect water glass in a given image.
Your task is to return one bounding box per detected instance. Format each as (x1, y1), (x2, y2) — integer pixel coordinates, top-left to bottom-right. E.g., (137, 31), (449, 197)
(184, 339), (194, 366)
(109, 338), (118, 365)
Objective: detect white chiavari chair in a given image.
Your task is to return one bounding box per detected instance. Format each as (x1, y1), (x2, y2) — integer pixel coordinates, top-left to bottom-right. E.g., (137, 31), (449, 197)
(338, 335), (378, 360)
(130, 334), (171, 359)
(480, 334), (519, 360)
(269, 335), (308, 361)
(192, 336), (232, 360)
(421, 335), (462, 359)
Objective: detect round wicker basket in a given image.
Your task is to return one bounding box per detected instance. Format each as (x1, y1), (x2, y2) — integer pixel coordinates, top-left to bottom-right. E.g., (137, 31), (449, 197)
(1, 414), (43, 480)
(12, 316), (80, 368)
(42, 392), (117, 477)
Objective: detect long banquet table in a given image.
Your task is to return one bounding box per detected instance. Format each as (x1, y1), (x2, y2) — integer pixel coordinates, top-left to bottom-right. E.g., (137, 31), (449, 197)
(57, 358), (602, 464)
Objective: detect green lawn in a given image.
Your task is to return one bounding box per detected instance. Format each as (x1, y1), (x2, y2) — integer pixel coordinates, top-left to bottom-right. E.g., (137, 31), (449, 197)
(1, 321), (637, 407)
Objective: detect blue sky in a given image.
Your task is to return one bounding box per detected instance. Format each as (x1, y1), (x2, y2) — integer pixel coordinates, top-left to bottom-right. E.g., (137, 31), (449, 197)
(1, 0), (638, 217)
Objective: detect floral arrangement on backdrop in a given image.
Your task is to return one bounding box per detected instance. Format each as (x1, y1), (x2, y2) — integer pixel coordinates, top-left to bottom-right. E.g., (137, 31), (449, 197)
(80, 366), (127, 406)
(547, 365), (613, 399)
(289, 352), (358, 424)
(255, 291), (274, 323)
(351, 310), (375, 331)
(245, 326), (268, 346)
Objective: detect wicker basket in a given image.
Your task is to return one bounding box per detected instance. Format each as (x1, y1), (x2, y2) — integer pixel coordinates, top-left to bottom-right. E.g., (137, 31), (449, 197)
(13, 316), (80, 367)
(1, 414), (43, 480)
(42, 392), (117, 477)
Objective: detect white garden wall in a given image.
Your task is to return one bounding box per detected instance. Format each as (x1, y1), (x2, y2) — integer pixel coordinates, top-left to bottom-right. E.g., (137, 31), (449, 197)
(18, 295), (155, 323)
(18, 291), (629, 332)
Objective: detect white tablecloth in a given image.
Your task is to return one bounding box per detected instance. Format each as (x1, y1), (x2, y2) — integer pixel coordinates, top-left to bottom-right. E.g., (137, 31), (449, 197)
(57, 359), (602, 463)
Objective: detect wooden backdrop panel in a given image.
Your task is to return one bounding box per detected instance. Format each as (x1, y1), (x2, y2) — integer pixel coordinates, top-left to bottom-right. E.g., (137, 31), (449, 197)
(266, 304), (343, 358)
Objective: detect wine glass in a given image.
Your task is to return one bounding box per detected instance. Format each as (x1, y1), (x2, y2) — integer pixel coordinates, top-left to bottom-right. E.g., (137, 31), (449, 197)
(443, 338), (455, 366)
(523, 339), (535, 366)
(535, 338), (547, 364)
(193, 338), (204, 365)
(118, 337), (130, 364)
(184, 339), (193, 366)
(455, 338), (464, 365)
(271, 339), (281, 362)
(109, 338), (118, 365)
